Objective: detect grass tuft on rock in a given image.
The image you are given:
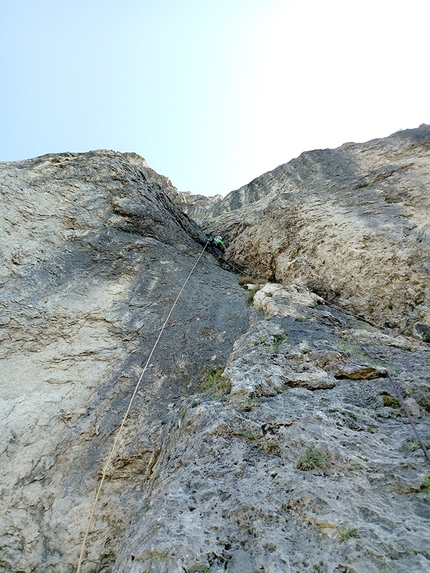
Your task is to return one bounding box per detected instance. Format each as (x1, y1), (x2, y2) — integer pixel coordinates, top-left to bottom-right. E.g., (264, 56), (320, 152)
(382, 395), (400, 408)
(243, 397), (260, 411)
(272, 332), (288, 350)
(297, 448), (326, 471)
(421, 473), (430, 491)
(338, 526), (359, 541)
(199, 367), (221, 391)
(199, 367), (230, 395)
(247, 290), (257, 305)
(258, 437), (282, 457)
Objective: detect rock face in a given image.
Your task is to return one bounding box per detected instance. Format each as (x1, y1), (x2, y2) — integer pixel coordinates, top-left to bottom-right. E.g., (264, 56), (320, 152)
(177, 191), (223, 226)
(1, 147), (430, 573)
(0, 151), (251, 572)
(201, 125), (430, 339)
(122, 285), (430, 573)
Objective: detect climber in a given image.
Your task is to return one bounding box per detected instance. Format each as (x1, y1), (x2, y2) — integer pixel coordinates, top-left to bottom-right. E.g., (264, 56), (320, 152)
(207, 235), (226, 256)
(214, 236), (226, 253)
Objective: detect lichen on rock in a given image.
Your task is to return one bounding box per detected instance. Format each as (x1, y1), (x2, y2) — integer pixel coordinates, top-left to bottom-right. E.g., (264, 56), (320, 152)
(1, 137), (430, 573)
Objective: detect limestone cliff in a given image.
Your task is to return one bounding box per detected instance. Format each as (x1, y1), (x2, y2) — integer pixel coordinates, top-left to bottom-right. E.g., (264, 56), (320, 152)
(0, 151), (250, 572)
(1, 147), (430, 573)
(177, 192), (223, 226)
(201, 125), (430, 340)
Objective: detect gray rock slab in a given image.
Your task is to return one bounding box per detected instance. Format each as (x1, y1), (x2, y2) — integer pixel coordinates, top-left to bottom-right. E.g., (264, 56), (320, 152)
(1, 149), (429, 573)
(199, 125), (430, 338)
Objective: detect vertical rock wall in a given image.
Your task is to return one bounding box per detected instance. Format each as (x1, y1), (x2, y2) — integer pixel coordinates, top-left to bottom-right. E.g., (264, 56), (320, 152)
(201, 126), (430, 338)
(0, 151), (251, 572)
(1, 144), (429, 573)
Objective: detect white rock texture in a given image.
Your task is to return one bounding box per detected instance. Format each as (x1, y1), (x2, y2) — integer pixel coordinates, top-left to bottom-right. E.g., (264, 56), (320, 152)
(1, 147), (429, 573)
(119, 286), (430, 573)
(201, 125), (430, 339)
(177, 192), (223, 226)
(0, 151), (250, 572)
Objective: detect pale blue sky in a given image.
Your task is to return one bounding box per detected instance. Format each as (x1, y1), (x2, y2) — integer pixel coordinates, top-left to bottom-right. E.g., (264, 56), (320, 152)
(1, 0), (429, 196)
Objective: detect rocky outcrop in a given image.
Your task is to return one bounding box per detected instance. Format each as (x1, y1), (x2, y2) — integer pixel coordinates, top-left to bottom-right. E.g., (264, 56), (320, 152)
(122, 151), (183, 205)
(177, 192), (223, 226)
(118, 284), (430, 573)
(0, 151), (251, 572)
(1, 149), (429, 573)
(201, 125), (430, 339)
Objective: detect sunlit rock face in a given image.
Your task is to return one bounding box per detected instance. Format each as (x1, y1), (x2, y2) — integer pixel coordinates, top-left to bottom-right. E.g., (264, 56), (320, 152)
(201, 125), (430, 339)
(0, 151), (251, 572)
(1, 147), (429, 573)
(177, 191), (223, 226)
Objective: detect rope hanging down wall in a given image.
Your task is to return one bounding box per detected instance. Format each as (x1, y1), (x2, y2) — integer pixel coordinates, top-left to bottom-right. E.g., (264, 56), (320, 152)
(76, 241), (209, 573)
(323, 300), (430, 465)
(348, 330), (430, 465)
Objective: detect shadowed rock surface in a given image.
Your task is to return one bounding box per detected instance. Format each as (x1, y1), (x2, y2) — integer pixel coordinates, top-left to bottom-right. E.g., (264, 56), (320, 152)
(201, 125), (430, 339)
(121, 285), (430, 573)
(1, 145), (430, 573)
(0, 151), (251, 572)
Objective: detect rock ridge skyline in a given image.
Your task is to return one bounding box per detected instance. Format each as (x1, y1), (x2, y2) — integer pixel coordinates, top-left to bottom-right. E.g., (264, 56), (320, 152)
(189, 124), (430, 341)
(0, 126), (429, 573)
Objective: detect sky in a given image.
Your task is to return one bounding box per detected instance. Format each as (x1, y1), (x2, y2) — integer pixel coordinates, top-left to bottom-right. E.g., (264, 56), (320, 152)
(1, 0), (429, 196)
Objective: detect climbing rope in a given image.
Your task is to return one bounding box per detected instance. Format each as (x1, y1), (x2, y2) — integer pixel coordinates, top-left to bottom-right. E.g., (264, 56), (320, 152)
(217, 254), (246, 274)
(322, 300), (430, 465)
(76, 241), (209, 573)
(323, 299), (430, 348)
(348, 330), (430, 465)
(207, 245), (247, 274)
(386, 370), (430, 464)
